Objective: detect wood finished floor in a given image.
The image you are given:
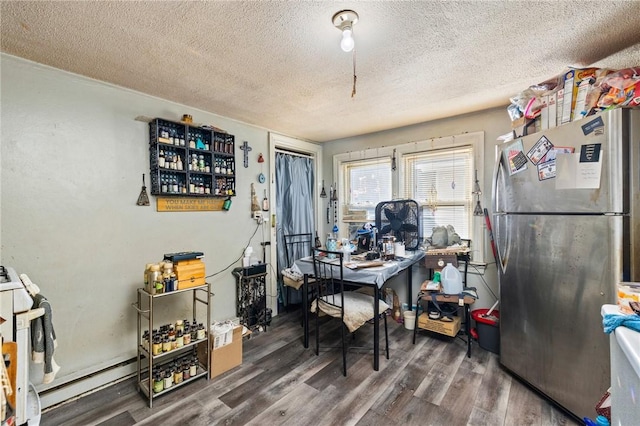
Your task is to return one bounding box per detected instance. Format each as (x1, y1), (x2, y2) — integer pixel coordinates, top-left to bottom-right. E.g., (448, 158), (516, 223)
(41, 312), (579, 426)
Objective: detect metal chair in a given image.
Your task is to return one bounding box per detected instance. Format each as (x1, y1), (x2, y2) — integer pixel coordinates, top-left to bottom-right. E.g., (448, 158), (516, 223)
(282, 233), (314, 308)
(311, 248), (389, 376)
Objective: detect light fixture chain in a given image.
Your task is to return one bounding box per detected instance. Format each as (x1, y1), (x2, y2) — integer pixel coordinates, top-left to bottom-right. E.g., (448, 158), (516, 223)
(351, 48), (357, 98)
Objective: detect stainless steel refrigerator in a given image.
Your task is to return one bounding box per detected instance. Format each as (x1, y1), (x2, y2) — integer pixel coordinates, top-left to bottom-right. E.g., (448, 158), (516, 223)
(492, 108), (640, 419)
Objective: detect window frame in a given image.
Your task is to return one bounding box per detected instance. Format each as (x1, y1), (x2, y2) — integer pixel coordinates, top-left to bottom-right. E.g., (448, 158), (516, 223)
(334, 131), (485, 263)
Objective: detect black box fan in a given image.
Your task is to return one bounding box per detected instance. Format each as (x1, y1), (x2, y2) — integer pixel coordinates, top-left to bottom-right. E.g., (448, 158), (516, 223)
(375, 199), (421, 251)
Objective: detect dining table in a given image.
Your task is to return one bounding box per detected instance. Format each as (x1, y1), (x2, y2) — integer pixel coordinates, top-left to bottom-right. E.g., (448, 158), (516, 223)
(292, 249), (426, 371)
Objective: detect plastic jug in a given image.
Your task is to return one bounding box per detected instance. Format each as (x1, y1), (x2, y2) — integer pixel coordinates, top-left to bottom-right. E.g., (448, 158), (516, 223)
(441, 263), (463, 294)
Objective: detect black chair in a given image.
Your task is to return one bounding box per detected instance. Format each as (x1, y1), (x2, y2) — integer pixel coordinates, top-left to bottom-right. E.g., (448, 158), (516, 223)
(311, 248), (389, 376)
(281, 233), (314, 308)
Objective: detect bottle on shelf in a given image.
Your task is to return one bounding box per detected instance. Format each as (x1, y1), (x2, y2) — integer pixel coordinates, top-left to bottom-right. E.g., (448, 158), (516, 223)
(164, 150), (170, 169)
(173, 176), (179, 193)
(183, 326), (191, 345)
(153, 373), (163, 393)
(147, 264), (161, 294)
(161, 175), (168, 194)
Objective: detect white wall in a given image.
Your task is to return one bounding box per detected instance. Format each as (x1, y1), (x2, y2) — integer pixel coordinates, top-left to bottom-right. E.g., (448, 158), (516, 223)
(320, 107), (513, 311)
(0, 54), (275, 402)
(1, 52), (514, 406)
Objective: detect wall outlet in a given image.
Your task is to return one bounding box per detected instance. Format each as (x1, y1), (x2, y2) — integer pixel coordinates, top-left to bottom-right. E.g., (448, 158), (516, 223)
(252, 211), (263, 223)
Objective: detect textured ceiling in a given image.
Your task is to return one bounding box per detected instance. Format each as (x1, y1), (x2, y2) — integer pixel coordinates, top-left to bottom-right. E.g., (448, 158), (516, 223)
(2, 1), (640, 142)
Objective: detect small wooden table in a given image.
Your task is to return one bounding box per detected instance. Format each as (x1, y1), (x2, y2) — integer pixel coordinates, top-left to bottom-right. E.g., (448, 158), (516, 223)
(412, 287), (476, 358)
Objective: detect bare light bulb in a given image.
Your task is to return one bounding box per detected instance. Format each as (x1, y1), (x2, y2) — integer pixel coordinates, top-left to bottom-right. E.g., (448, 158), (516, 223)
(340, 28), (354, 52)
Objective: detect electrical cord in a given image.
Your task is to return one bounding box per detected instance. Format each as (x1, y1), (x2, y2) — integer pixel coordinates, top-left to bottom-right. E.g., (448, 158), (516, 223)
(206, 222), (279, 302)
(206, 222), (261, 278)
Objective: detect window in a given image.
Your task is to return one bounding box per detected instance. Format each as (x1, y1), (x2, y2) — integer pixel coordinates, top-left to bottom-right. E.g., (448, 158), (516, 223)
(404, 146), (473, 239)
(344, 158), (392, 214)
(335, 132), (484, 261)
(341, 157), (392, 238)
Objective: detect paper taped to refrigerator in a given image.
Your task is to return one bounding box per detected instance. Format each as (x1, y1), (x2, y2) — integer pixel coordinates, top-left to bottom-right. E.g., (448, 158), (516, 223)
(555, 152), (603, 189)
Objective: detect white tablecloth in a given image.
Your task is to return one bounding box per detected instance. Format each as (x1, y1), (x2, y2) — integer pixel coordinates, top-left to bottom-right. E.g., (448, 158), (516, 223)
(293, 250), (425, 288)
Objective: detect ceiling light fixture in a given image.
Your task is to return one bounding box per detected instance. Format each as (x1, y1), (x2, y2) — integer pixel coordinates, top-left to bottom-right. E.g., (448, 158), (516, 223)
(332, 10), (359, 97)
(332, 10), (358, 52)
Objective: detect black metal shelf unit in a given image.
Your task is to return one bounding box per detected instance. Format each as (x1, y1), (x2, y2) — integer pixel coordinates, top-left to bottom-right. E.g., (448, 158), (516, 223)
(149, 118), (236, 197)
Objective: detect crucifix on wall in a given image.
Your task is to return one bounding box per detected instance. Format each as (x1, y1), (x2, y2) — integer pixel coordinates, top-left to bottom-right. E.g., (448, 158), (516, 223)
(240, 141), (252, 168)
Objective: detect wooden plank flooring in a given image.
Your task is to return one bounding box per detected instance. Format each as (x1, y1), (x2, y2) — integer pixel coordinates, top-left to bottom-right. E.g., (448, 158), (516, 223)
(41, 312), (579, 426)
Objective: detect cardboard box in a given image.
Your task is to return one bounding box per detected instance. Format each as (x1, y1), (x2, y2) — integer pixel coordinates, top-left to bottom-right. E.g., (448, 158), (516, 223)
(561, 68), (598, 123)
(540, 94), (549, 130)
(547, 91), (557, 129)
(417, 313), (462, 337)
(556, 89), (564, 126)
(198, 325), (242, 379)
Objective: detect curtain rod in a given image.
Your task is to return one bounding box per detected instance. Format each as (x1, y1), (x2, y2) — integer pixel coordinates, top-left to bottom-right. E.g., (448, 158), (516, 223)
(275, 148), (314, 159)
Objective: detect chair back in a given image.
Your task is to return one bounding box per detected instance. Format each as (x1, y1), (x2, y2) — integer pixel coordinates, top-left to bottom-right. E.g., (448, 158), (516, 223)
(312, 248), (345, 316)
(283, 233), (314, 267)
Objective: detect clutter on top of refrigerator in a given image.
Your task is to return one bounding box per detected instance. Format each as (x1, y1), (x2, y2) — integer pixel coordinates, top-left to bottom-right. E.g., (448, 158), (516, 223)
(507, 66), (640, 134)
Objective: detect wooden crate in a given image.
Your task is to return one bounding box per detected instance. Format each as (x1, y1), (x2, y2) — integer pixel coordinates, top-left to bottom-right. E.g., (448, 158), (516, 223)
(176, 259), (205, 289)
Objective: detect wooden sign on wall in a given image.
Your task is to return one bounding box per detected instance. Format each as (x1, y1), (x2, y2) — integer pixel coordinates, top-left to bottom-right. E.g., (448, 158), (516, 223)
(157, 197), (225, 212)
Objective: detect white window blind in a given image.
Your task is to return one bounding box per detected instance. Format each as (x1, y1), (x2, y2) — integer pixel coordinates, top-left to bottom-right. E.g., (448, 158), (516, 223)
(403, 146), (473, 239)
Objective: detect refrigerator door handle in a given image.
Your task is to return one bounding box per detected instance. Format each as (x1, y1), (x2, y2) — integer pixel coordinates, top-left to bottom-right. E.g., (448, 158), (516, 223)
(494, 212), (508, 274)
(491, 145), (504, 214)
(492, 146), (508, 273)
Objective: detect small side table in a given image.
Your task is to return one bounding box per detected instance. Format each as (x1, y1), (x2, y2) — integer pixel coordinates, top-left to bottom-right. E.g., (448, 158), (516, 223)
(412, 289), (476, 357)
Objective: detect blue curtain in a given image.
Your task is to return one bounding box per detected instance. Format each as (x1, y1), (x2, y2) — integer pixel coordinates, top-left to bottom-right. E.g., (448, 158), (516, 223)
(276, 152), (314, 304)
